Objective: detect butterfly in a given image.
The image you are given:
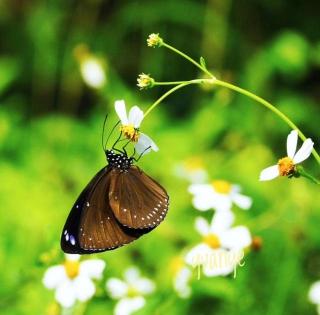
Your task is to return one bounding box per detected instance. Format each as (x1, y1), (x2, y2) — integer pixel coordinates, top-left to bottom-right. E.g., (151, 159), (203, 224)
(60, 117), (169, 254)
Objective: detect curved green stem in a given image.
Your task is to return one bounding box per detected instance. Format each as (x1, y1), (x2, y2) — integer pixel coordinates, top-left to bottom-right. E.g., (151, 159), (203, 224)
(213, 79), (320, 165)
(144, 79), (209, 118)
(162, 43), (214, 78)
(150, 40), (320, 166)
(154, 81), (190, 86)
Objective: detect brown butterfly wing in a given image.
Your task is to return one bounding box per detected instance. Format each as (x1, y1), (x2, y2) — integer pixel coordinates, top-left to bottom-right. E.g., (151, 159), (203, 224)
(109, 166), (169, 229)
(61, 167), (151, 254)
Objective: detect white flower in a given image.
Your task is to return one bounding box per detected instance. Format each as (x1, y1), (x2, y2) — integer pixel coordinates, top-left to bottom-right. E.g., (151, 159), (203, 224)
(74, 44), (106, 89)
(260, 130), (314, 181)
(115, 100), (158, 155)
(188, 180), (252, 212)
(43, 254), (106, 308)
(174, 158), (208, 184)
(80, 56), (106, 89)
(185, 211), (251, 277)
(106, 267), (155, 315)
(309, 281), (320, 314)
(170, 257), (192, 299)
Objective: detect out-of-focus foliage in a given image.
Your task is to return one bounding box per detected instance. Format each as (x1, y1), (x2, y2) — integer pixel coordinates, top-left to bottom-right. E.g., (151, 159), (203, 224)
(0, 1), (320, 314)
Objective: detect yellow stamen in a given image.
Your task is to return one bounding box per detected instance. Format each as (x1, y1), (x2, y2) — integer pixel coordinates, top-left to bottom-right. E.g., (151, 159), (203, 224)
(211, 180), (232, 194)
(64, 260), (80, 279)
(127, 286), (139, 297)
(120, 125), (140, 142)
(278, 157), (295, 176)
(203, 234), (221, 249)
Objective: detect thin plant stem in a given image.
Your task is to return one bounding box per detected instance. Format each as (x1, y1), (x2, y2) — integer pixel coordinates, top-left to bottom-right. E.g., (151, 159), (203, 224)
(162, 43), (214, 78)
(143, 79), (211, 118)
(154, 81), (191, 86)
(155, 41), (320, 166)
(213, 79), (320, 165)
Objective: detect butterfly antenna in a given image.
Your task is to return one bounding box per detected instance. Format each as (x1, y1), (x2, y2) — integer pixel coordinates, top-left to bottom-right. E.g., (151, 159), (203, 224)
(101, 113), (109, 151)
(104, 120), (121, 151)
(112, 130), (123, 151)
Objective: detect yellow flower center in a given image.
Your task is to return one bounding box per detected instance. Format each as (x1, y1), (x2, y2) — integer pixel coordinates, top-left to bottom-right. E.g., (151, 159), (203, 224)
(170, 257), (184, 275)
(203, 234), (221, 249)
(120, 125), (139, 142)
(127, 286), (139, 297)
(211, 180), (231, 194)
(184, 157), (204, 171)
(64, 260), (80, 279)
(278, 157), (295, 176)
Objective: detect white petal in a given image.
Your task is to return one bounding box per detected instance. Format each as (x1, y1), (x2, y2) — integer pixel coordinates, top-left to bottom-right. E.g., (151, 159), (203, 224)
(286, 130), (298, 158)
(106, 278), (128, 299)
(185, 244), (211, 267)
(202, 248), (236, 277)
(135, 133), (158, 155)
(309, 281), (320, 304)
(124, 267), (140, 285)
(80, 259), (106, 279)
(128, 106), (144, 128)
(135, 278), (155, 295)
(115, 100), (128, 125)
(55, 280), (76, 308)
(210, 210), (234, 234)
(231, 193), (252, 210)
(114, 297), (145, 315)
(194, 217), (210, 236)
(220, 226), (252, 249)
(43, 265), (67, 289)
(65, 254), (80, 261)
(188, 184), (215, 211)
(259, 165), (279, 181)
(211, 195), (232, 212)
(174, 267), (192, 299)
(188, 184), (212, 195)
(293, 138), (314, 164)
(73, 276), (95, 302)
(192, 195), (213, 211)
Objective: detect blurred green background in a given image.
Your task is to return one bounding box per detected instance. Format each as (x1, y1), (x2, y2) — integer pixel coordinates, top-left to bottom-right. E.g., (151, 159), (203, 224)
(1, 0), (320, 314)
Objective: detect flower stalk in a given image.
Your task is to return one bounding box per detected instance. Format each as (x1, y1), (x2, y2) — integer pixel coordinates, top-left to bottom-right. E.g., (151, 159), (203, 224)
(143, 34), (320, 169)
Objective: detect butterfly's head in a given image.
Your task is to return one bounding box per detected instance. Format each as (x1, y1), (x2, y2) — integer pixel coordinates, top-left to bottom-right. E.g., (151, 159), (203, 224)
(105, 150), (134, 171)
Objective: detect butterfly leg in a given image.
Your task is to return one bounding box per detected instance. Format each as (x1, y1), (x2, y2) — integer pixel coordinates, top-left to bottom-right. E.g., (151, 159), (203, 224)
(132, 145), (152, 162)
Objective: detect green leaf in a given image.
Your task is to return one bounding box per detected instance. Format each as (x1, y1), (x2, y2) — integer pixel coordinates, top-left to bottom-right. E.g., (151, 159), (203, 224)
(200, 56), (207, 69)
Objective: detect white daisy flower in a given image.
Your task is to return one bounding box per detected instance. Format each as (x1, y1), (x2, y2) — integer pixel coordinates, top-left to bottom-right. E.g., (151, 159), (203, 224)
(188, 180), (252, 212)
(309, 281), (320, 314)
(43, 254), (106, 308)
(106, 267), (155, 315)
(260, 130), (314, 181)
(174, 157), (208, 184)
(185, 211), (251, 277)
(115, 100), (158, 155)
(170, 257), (192, 299)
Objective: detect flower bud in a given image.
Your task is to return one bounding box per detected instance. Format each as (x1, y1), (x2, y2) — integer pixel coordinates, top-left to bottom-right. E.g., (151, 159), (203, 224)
(137, 73), (155, 89)
(147, 33), (163, 48)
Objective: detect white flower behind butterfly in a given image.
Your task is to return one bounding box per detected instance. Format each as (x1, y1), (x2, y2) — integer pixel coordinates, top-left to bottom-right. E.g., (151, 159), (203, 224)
(260, 130), (314, 181)
(188, 180), (252, 212)
(43, 254), (106, 308)
(106, 267), (155, 315)
(308, 281), (320, 314)
(115, 100), (158, 154)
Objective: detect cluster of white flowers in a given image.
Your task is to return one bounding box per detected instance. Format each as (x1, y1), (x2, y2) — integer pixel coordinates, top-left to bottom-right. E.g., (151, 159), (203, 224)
(171, 158), (254, 298)
(185, 180), (252, 280)
(43, 255), (155, 315)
